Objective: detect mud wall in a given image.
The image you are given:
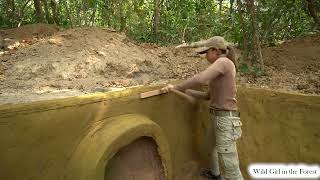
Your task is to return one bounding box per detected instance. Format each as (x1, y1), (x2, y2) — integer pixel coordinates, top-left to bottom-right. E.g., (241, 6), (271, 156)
(0, 86), (319, 180)
(236, 88), (320, 179)
(0, 85), (199, 180)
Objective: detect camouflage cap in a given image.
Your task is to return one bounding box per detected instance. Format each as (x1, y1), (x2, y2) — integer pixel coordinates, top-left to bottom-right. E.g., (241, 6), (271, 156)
(195, 36), (229, 54)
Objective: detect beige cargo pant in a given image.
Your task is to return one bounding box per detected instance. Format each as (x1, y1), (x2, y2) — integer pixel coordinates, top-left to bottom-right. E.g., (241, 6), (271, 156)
(207, 112), (244, 180)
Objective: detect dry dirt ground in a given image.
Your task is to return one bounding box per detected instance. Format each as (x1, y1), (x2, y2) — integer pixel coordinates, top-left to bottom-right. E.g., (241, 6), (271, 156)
(0, 23), (319, 104)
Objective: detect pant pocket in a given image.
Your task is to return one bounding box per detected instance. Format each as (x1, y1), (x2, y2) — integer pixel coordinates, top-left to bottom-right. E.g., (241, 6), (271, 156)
(218, 149), (244, 180)
(231, 117), (242, 140)
(216, 116), (232, 131)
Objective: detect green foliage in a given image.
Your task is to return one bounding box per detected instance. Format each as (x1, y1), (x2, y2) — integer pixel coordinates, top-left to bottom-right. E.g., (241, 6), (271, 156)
(240, 63), (250, 74)
(252, 65), (264, 77)
(240, 63), (264, 77)
(0, 0), (318, 52)
(258, 0), (315, 46)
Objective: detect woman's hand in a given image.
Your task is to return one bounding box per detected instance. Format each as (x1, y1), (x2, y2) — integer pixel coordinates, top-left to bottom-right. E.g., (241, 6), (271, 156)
(160, 84), (175, 93)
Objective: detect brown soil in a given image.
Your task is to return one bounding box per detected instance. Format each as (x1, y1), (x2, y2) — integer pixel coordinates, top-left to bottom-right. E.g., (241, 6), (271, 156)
(105, 137), (166, 180)
(174, 161), (208, 180)
(0, 24), (207, 103)
(0, 23), (59, 40)
(239, 33), (320, 94)
(105, 136), (208, 180)
(0, 24), (319, 104)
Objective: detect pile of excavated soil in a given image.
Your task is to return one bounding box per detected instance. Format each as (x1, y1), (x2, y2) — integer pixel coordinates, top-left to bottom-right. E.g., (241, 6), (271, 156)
(0, 23), (60, 51)
(0, 24), (319, 104)
(239, 32), (320, 94)
(0, 24), (207, 103)
(0, 23), (59, 40)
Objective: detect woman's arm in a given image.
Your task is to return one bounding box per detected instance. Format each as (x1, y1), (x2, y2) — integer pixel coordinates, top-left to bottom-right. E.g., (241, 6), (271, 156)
(185, 89), (210, 100)
(175, 58), (226, 92)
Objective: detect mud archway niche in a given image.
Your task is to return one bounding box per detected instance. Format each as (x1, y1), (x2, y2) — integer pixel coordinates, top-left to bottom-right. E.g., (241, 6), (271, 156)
(63, 114), (172, 180)
(105, 136), (166, 180)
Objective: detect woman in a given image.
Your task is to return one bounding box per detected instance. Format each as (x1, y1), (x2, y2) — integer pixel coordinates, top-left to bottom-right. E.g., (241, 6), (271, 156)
(163, 36), (243, 180)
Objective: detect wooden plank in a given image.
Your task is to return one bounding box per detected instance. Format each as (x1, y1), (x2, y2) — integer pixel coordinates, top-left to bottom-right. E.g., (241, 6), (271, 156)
(140, 89), (166, 99)
(140, 89), (196, 104)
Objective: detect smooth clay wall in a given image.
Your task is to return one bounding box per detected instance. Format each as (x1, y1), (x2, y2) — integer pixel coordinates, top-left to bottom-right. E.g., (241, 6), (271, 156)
(236, 88), (320, 179)
(0, 86), (319, 180)
(0, 85), (201, 180)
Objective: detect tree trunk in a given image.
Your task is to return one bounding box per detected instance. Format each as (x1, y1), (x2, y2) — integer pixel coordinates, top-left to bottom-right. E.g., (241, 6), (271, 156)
(74, 0), (84, 26)
(246, 0), (264, 71)
(219, 0), (223, 15)
(119, 1), (126, 31)
(105, 2), (110, 27)
(42, 0), (53, 24)
(63, 0), (73, 27)
(230, 0), (234, 15)
(11, 0), (15, 17)
(90, 3), (97, 26)
(107, 1), (114, 27)
(17, 0), (31, 27)
(79, 0), (86, 26)
(305, 0), (320, 29)
(84, 5), (88, 26)
(33, 0), (45, 22)
(153, 0), (161, 38)
(237, 0), (249, 61)
(50, 0), (59, 25)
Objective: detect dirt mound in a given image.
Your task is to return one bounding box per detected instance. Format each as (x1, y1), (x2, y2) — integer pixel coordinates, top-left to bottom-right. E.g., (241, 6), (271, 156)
(263, 33), (320, 73)
(0, 25), (207, 103)
(0, 24), (319, 103)
(0, 23), (60, 53)
(239, 33), (320, 94)
(0, 23), (59, 40)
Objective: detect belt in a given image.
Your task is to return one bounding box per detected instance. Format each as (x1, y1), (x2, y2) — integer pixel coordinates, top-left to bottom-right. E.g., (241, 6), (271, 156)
(209, 109), (240, 117)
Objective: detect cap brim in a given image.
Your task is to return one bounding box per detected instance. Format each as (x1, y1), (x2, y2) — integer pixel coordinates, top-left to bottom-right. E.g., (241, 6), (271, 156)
(195, 46), (210, 54)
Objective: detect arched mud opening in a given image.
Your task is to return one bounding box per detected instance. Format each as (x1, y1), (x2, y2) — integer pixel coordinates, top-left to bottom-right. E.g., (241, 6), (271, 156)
(105, 136), (166, 180)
